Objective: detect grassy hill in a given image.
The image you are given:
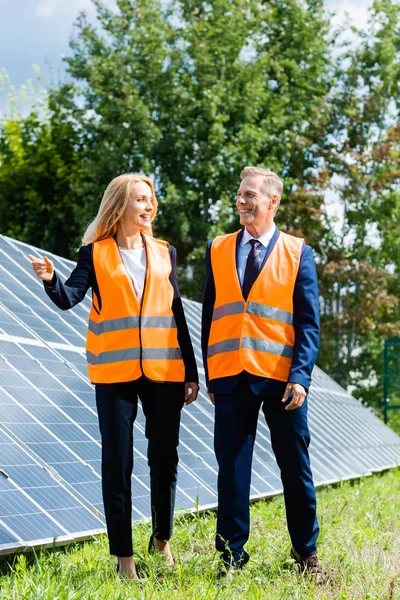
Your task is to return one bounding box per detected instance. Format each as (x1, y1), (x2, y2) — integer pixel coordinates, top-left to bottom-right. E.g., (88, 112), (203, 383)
(1, 468), (399, 599)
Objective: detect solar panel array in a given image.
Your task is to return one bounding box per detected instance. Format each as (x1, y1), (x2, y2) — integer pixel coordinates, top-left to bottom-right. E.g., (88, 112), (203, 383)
(1, 234), (399, 555)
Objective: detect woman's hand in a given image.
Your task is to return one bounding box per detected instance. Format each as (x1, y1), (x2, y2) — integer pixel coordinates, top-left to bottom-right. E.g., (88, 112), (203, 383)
(184, 382), (199, 405)
(28, 255), (55, 282)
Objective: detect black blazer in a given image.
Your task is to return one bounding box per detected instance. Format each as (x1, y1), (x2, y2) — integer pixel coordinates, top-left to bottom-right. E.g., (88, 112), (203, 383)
(44, 242), (199, 383)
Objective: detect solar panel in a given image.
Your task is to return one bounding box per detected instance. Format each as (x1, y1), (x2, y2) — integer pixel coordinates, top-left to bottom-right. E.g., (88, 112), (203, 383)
(1, 233), (399, 555)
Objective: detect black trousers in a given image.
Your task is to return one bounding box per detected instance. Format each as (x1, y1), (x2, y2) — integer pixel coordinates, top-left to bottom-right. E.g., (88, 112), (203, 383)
(95, 378), (185, 557)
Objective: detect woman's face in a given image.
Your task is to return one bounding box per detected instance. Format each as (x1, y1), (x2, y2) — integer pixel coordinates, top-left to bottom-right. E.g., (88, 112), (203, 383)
(119, 181), (154, 231)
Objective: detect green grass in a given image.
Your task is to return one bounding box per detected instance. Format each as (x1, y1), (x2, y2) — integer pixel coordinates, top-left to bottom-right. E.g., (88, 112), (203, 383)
(385, 410), (400, 436)
(1, 468), (400, 599)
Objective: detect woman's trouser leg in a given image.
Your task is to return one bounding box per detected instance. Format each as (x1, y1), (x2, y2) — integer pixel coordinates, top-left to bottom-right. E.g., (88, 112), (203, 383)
(139, 380), (185, 541)
(96, 381), (138, 557)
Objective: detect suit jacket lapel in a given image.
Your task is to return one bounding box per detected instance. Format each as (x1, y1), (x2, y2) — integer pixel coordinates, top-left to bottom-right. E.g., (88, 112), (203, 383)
(259, 227), (280, 271)
(235, 229), (245, 275)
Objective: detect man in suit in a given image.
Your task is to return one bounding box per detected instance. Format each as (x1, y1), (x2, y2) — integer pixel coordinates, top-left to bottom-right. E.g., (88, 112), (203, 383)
(201, 166), (322, 583)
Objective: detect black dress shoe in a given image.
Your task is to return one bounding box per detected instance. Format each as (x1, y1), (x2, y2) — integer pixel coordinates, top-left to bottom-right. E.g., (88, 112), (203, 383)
(290, 547), (324, 585)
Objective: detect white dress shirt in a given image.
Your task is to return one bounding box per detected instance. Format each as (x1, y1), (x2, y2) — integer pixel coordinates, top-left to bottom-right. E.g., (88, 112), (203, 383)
(119, 247), (147, 303)
(237, 225), (276, 287)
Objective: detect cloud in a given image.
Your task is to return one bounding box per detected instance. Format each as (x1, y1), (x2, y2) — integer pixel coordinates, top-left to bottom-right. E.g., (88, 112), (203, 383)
(326, 0), (372, 31)
(36, 0), (96, 19)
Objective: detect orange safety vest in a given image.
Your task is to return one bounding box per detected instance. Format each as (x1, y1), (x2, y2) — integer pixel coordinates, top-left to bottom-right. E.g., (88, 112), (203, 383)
(208, 230), (303, 382)
(86, 235), (185, 384)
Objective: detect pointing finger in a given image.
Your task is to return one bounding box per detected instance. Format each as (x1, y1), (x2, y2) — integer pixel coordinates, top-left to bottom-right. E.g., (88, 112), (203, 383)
(28, 254), (42, 263)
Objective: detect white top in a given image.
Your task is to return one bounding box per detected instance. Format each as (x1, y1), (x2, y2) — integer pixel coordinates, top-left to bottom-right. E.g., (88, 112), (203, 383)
(119, 247), (147, 303)
(237, 224), (276, 286)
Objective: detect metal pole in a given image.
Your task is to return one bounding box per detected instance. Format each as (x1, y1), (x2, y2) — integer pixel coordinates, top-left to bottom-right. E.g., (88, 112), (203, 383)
(383, 339), (389, 425)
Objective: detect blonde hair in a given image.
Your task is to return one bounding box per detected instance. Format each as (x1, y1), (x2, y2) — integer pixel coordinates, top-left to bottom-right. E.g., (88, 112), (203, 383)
(240, 166), (283, 204)
(82, 173), (158, 245)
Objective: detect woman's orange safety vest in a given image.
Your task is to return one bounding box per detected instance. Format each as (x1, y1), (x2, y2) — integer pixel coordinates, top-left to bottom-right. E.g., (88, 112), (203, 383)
(208, 230), (303, 382)
(86, 235), (185, 384)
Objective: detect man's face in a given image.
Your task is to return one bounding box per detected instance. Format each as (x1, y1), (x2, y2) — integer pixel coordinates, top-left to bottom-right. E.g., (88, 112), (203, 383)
(236, 175), (276, 228)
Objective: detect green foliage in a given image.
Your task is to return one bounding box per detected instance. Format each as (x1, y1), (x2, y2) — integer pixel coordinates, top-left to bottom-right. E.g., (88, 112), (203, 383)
(1, 0), (400, 414)
(53, 0), (332, 287)
(316, 0), (400, 409)
(1, 468), (399, 598)
(0, 88), (86, 257)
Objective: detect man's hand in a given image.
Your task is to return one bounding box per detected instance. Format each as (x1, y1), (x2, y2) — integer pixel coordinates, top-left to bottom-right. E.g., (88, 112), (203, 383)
(184, 382), (199, 405)
(206, 389), (215, 406)
(282, 382), (306, 411)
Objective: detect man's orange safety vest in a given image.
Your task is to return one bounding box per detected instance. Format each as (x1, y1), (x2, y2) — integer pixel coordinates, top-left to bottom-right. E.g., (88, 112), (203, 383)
(86, 235), (185, 384)
(208, 230), (303, 382)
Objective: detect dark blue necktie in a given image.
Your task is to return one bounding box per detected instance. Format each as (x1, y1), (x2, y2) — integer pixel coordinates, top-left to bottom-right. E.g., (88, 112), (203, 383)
(242, 239), (262, 300)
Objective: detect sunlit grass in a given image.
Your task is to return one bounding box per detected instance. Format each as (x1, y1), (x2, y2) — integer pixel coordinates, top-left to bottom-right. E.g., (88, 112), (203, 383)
(1, 468), (399, 599)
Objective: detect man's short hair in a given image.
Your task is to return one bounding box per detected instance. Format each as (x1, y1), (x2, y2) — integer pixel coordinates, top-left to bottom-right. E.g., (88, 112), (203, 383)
(240, 166), (283, 201)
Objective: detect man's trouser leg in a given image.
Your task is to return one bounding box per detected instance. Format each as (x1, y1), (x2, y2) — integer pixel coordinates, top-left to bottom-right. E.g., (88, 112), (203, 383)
(214, 381), (261, 567)
(262, 396), (319, 558)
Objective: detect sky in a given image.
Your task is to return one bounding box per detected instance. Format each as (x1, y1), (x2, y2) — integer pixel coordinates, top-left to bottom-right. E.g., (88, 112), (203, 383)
(0, 0), (374, 91)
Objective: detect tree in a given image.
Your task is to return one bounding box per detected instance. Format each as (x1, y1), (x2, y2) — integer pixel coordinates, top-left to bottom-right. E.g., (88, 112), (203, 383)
(0, 86), (86, 257)
(55, 0), (332, 296)
(2, 0), (400, 415)
(317, 0), (400, 409)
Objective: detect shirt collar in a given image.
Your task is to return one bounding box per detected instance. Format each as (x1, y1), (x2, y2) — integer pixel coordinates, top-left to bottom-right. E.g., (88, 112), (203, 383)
(241, 224), (276, 248)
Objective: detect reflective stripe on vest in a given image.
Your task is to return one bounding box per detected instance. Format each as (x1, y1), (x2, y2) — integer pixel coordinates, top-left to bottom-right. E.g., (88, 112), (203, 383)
(207, 230), (303, 382)
(207, 337), (293, 360)
(212, 301), (294, 326)
(85, 235), (185, 384)
(87, 347), (182, 365)
(88, 315), (177, 336)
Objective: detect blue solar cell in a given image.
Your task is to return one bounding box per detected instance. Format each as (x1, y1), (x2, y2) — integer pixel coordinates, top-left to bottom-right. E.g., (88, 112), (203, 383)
(0, 443), (38, 466)
(56, 377), (93, 393)
(26, 442), (82, 464)
(0, 524), (19, 545)
(73, 481), (103, 505)
(66, 442), (101, 462)
(4, 423), (56, 444)
(1, 386), (50, 406)
(6, 465), (58, 489)
(54, 462), (100, 485)
(0, 474), (11, 491)
(26, 406), (73, 424)
(27, 486), (81, 511)
(60, 407), (97, 425)
(46, 423), (94, 442)
(4, 513), (66, 540)
(50, 507), (104, 532)
(0, 489), (43, 518)
(1, 404), (38, 424)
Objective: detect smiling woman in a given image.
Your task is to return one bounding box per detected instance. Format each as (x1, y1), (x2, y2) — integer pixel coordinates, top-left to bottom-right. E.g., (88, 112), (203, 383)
(27, 172), (199, 581)
(82, 173), (158, 246)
